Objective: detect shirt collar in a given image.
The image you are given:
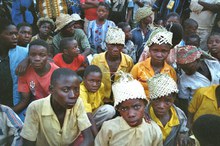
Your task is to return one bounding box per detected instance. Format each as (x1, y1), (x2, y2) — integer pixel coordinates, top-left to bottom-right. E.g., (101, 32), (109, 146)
(42, 95), (55, 116)
(203, 85), (218, 101)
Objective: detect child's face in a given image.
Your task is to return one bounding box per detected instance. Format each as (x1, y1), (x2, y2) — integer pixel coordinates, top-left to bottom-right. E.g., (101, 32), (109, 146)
(0, 24), (18, 48)
(64, 40), (80, 57)
(51, 75), (80, 109)
(18, 26), (32, 46)
(84, 72), (102, 93)
(123, 26), (132, 40)
(186, 37), (200, 48)
(178, 60), (199, 75)
(107, 44), (124, 58)
(39, 22), (52, 37)
(29, 45), (48, 70)
(97, 6), (109, 20)
(74, 21), (83, 29)
(184, 24), (197, 36)
(151, 95), (174, 117)
(149, 44), (171, 64)
(207, 35), (220, 59)
(165, 16), (180, 26)
(117, 99), (145, 127)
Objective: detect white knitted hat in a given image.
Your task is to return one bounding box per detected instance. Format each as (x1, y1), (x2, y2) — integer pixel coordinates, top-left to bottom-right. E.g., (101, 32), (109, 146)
(105, 27), (125, 45)
(148, 74), (178, 100)
(112, 71), (147, 107)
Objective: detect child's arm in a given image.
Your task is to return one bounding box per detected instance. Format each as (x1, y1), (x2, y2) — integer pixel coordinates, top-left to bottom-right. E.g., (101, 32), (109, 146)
(15, 57), (29, 76)
(12, 92), (31, 114)
(80, 127), (94, 146)
(87, 113), (98, 136)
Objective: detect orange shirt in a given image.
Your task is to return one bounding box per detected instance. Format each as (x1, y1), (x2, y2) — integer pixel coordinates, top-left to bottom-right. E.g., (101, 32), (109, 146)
(130, 58), (177, 99)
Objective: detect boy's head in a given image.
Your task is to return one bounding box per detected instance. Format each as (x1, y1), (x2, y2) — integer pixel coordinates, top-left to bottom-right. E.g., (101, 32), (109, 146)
(106, 27), (125, 58)
(112, 71), (147, 127)
(97, 2), (109, 21)
(146, 27), (173, 64)
(55, 14), (75, 36)
(185, 34), (200, 48)
(17, 22), (32, 47)
(207, 32), (220, 60)
(164, 12), (180, 26)
(29, 39), (49, 71)
(148, 74), (178, 117)
(117, 22), (132, 40)
(60, 37), (80, 58)
(71, 14), (84, 29)
(135, 6), (153, 25)
(0, 18), (18, 48)
(37, 17), (55, 37)
(183, 18), (198, 37)
(83, 65), (102, 93)
(50, 68), (80, 109)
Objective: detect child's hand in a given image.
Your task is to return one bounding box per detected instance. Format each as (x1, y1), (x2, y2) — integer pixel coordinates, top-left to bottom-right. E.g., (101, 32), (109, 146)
(177, 133), (191, 146)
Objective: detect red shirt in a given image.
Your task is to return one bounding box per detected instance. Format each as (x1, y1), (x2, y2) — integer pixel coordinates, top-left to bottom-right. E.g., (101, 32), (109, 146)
(80, 0), (104, 20)
(18, 63), (59, 100)
(53, 53), (85, 71)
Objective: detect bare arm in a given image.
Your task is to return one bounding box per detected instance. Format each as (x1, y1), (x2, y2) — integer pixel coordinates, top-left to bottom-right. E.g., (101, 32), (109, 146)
(133, 0), (145, 7)
(126, 8), (133, 23)
(12, 92), (31, 114)
(15, 57), (29, 76)
(22, 138), (36, 146)
(87, 113), (98, 137)
(80, 127), (94, 146)
(82, 48), (91, 57)
(198, 1), (220, 13)
(187, 112), (194, 132)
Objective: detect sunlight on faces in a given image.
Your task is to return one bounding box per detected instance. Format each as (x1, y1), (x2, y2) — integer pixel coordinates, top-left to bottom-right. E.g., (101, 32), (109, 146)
(64, 40), (80, 58)
(149, 44), (171, 64)
(107, 44), (124, 57)
(84, 72), (102, 93)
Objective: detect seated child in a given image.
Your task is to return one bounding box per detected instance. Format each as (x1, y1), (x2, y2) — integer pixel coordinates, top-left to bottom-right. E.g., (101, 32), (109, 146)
(146, 73), (189, 146)
(131, 27), (177, 99)
(53, 37), (87, 77)
(17, 39), (59, 114)
(80, 65), (115, 133)
(87, 2), (115, 54)
(0, 104), (23, 146)
(207, 32), (220, 61)
(20, 68), (94, 146)
(95, 71), (163, 146)
(185, 34), (200, 48)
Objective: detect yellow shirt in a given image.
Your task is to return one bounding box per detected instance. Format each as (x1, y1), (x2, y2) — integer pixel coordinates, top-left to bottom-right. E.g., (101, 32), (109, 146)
(20, 95), (91, 146)
(91, 52), (134, 99)
(80, 82), (105, 113)
(130, 58), (177, 99)
(95, 116), (163, 146)
(150, 106), (180, 141)
(188, 85), (220, 122)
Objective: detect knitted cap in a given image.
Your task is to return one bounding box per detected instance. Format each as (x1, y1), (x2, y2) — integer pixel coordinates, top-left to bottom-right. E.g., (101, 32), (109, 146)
(146, 27), (173, 47)
(148, 74), (178, 100)
(105, 27), (125, 45)
(112, 71), (147, 107)
(135, 6), (153, 22)
(55, 14), (75, 32)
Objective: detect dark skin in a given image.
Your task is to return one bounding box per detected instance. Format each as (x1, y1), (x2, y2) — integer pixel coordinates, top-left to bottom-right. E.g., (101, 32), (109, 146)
(198, 0), (220, 13)
(139, 15), (153, 36)
(80, 0), (100, 9)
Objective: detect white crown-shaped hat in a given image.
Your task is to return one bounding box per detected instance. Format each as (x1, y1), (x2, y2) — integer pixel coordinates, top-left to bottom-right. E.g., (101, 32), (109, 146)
(105, 27), (125, 45)
(112, 71), (147, 107)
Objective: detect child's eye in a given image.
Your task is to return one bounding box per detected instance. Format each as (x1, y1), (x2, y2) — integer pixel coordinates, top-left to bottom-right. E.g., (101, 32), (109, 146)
(120, 107), (128, 111)
(133, 105), (141, 110)
(62, 88), (69, 92)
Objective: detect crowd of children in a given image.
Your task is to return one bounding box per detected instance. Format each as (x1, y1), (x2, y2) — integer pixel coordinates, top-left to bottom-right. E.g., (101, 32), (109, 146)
(0, 0), (220, 146)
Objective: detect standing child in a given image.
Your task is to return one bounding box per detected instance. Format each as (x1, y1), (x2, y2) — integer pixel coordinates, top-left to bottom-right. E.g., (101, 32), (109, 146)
(20, 68), (94, 146)
(53, 37), (88, 77)
(207, 32), (220, 61)
(87, 2), (115, 54)
(146, 73), (189, 146)
(95, 71), (163, 146)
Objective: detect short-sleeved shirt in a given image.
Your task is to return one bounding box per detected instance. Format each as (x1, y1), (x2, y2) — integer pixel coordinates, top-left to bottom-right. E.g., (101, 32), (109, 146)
(91, 52), (134, 99)
(130, 58), (177, 99)
(20, 95), (91, 146)
(80, 82), (105, 113)
(188, 85), (220, 122)
(31, 34), (53, 45)
(18, 63), (59, 100)
(52, 29), (90, 55)
(53, 53), (85, 71)
(95, 116), (163, 146)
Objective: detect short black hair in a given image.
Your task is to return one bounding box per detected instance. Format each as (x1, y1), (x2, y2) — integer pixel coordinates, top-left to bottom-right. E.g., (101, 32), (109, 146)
(183, 18), (198, 29)
(98, 2), (110, 11)
(17, 22), (32, 31)
(117, 22), (130, 31)
(192, 114), (220, 146)
(207, 32), (220, 42)
(0, 18), (13, 34)
(185, 34), (200, 43)
(164, 12), (180, 22)
(51, 68), (79, 86)
(166, 23), (183, 47)
(29, 39), (49, 52)
(60, 37), (77, 52)
(83, 65), (102, 78)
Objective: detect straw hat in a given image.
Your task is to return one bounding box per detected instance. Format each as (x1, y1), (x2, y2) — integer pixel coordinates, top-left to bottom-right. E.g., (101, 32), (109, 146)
(55, 14), (75, 32)
(105, 27), (125, 45)
(112, 71), (147, 107)
(135, 6), (153, 22)
(71, 13), (84, 22)
(148, 73), (178, 100)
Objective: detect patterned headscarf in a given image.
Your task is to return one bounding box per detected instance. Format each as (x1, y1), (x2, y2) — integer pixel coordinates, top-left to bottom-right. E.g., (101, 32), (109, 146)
(135, 6), (153, 22)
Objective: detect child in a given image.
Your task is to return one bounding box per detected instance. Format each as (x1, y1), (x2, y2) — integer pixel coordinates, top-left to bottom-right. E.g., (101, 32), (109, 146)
(95, 71), (163, 146)
(87, 2), (115, 54)
(20, 68), (94, 146)
(207, 32), (220, 61)
(146, 73), (189, 146)
(17, 22), (33, 48)
(0, 104), (23, 145)
(118, 22), (136, 63)
(80, 65), (115, 133)
(131, 27), (177, 98)
(164, 12), (181, 26)
(185, 34), (200, 48)
(53, 37), (87, 77)
(17, 39), (59, 114)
